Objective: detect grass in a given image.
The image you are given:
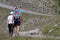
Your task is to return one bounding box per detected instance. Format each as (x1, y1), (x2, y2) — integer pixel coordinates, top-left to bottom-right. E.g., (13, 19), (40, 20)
(0, 7), (11, 28)
(49, 26), (60, 36)
(0, 35), (60, 40)
(0, 7), (11, 34)
(0, 7), (50, 31)
(42, 21), (60, 36)
(0, 7), (60, 40)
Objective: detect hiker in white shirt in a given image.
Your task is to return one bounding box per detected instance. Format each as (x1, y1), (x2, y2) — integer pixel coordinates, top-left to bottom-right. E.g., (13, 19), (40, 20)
(7, 12), (14, 37)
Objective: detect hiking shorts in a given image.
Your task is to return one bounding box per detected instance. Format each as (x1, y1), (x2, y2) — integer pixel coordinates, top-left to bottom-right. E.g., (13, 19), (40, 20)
(14, 18), (21, 26)
(8, 24), (13, 33)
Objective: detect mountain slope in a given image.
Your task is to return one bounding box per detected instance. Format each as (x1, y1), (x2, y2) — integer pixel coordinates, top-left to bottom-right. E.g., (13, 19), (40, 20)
(0, 0), (58, 15)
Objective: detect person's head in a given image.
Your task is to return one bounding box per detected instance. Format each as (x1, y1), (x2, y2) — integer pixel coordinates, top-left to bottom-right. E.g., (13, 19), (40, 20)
(10, 11), (13, 15)
(15, 7), (18, 9)
(15, 7), (19, 11)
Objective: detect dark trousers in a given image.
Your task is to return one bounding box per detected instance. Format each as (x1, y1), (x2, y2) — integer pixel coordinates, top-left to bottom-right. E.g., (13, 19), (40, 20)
(8, 24), (13, 37)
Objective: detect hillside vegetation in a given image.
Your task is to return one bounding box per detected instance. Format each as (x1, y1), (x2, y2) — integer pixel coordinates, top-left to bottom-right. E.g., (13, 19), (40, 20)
(0, 0), (60, 40)
(0, 7), (60, 37)
(0, 0), (59, 15)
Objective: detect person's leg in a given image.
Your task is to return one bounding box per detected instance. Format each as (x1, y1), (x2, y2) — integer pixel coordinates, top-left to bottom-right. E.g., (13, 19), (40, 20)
(16, 25), (20, 36)
(8, 24), (12, 37)
(16, 20), (21, 36)
(13, 26), (17, 36)
(13, 20), (17, 36)
(10, 24), (13, 37)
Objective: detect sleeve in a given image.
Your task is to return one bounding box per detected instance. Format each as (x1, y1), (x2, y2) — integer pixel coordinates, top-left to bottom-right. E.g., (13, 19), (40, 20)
(19, 10), (23, 15)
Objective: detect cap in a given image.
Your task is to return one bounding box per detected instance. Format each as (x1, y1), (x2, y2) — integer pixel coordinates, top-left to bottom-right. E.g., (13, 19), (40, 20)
(15, 7), (18, 9)
(10, 11), (13, 14)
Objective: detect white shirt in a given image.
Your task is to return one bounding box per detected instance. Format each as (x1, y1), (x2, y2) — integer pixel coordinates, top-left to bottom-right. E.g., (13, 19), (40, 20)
(7, 15), (14, 24)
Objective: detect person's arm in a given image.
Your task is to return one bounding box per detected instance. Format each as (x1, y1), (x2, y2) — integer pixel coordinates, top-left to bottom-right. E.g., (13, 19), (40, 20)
(19, 10), (23, 21)
(12, 15), (14, 24)
(20, 14), (23, 21)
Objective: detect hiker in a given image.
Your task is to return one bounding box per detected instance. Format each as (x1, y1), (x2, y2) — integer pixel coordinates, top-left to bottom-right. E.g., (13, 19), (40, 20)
(13, 7), (23, 36)
(7, 12), (14, 37)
